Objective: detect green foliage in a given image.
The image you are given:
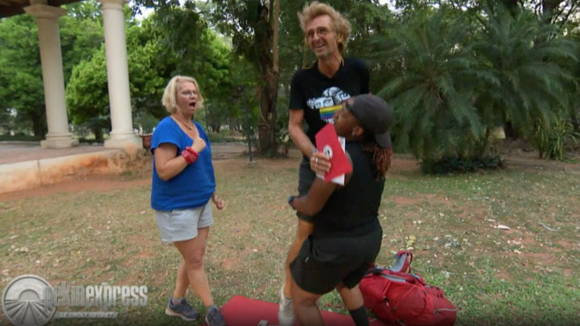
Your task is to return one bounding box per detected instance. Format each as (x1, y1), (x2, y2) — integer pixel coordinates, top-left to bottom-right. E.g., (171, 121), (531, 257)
(0, 3), (103, 137)
(472, 4), (577, 140)
(0, 134), (43, 141)
(371, 2), (578, 171)
(60, 1), (104, 83)
(65, 45), (110, 126)
(146, 7), (237, 127)
(3, 0), (580, 164)
(421, 155), (505, 174)
(377, 9), (484, 160)
(531, 118), (580, 160)
(133, 112), (160, 134)
(0, 15), (45, 136)
(125, 19), (169, 119)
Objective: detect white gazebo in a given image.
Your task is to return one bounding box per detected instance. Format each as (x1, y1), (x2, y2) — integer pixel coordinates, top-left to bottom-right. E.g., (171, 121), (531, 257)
(1, 0), (140, 150)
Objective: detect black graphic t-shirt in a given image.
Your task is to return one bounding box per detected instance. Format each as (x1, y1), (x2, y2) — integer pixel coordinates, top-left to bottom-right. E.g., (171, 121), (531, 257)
(289, 57), (370, 146)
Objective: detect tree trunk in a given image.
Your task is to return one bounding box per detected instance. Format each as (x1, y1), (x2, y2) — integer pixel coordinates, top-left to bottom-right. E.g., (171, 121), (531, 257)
(257, 73), (277, 156)
(500, 0), (520, 15)
(93, 126), (103, 142)
(272, 0), (280, 76)
(256, 0), (279, 157)
(570, 107), (580, 133)
(31, 104), (47, 137)
(542, 0), (564, 23)
(503, 121), (520, 139)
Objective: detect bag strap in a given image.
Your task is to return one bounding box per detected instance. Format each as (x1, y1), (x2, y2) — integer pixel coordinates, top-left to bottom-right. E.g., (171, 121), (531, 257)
(392, 250), (413, 273)
(399, 250), (413, 269)
(380, 270), (426, 285)
(366, 250), (414, 276)
(365, 267), (427, 286)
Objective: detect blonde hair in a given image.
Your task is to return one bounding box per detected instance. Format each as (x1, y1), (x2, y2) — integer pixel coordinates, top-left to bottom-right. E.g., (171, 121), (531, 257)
(298, 1), (351, 52)
(161, 75), (204, 114)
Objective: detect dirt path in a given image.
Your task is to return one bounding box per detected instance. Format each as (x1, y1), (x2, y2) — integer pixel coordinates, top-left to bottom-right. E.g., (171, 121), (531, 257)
(0, 141), (577, 202)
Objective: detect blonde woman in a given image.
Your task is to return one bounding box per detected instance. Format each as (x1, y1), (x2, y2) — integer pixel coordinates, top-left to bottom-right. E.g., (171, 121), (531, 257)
(150, 75), (226, 326)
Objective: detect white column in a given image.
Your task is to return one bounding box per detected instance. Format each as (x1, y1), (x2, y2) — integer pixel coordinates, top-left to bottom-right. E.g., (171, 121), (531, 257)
(24, 0), (78, 149)
(100, 0), (141, 150)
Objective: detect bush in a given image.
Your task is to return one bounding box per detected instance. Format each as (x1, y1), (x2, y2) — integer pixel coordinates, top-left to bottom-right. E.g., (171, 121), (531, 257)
(421, 156), (505, 175)
(531, 119), (580, 161)
(0, 134), (42, 142)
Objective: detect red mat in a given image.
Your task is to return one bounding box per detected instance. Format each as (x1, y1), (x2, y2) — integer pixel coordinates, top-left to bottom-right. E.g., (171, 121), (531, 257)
(200, 295), (389, 326)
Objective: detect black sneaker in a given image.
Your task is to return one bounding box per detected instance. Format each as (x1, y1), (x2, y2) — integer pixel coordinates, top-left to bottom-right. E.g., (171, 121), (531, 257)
(205, 306), (227, 326)
(165, 298), (200, 321)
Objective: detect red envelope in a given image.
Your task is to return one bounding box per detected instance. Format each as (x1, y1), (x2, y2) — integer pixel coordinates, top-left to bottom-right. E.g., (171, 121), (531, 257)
(315, 123), (352, 182)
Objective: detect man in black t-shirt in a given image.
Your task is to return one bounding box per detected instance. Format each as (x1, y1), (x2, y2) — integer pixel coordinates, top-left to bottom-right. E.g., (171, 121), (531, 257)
(279, 2), (370, 326)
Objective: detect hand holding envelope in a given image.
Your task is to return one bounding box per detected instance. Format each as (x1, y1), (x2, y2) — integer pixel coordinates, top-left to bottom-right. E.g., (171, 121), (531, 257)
(314, 124), (352, 185)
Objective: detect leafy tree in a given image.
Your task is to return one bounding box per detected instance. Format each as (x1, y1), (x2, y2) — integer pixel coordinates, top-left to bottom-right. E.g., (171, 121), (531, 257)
(139, 8), (234, 128)
(210, 0), (281, 156)
(66, 7), (234, 140)
(376, 8), (485, 161)
(0, 2), (103, 137)
(60, 0), (104, 82)
(0, 15), (46, 136)
(472, 4), (577, 142)
(65, 46), (110, 141)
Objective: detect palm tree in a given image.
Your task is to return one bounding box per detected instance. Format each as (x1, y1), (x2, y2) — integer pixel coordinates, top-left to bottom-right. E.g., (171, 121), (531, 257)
(376, 8), (487, 161)
(472, 3), (577, 143)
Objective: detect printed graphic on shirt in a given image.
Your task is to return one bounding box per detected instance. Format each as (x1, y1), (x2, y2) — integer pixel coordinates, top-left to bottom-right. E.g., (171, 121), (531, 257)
(306, 87), (351, 124)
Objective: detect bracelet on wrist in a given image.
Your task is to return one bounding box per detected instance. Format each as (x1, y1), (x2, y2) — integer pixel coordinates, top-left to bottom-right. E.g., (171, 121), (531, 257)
(309, 148), (318, 160)
(181, 149), (197, 164)
(186, 147), (199, 159)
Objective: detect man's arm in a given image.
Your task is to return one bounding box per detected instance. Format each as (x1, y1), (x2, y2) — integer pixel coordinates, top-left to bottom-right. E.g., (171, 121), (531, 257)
(288, 109), (316, 158)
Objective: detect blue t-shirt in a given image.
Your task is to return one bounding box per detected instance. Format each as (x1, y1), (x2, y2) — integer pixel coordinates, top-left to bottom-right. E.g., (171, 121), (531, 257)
(150, 117), (216, 211)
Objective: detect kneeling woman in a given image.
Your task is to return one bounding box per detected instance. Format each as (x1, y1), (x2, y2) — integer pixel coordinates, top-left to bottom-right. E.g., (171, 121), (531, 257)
(288, 94), (393, 326)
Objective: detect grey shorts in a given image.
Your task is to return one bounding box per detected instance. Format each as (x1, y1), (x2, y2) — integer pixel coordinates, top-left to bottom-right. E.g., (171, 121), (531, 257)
(155, 201), (213, 243)
(297, 157), (316, 223)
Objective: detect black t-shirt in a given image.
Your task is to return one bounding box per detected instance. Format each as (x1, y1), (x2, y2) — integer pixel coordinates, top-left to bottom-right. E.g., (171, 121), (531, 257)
(314, 141), (384, 238)
(289, 57), (370, 146)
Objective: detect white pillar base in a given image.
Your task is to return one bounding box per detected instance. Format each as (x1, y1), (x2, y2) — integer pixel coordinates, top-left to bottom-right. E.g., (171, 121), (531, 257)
(104, 135), (143, 150)
(41, 137), (79, 149)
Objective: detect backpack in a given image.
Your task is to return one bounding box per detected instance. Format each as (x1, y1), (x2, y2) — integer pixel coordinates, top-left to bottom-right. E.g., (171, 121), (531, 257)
(359, 251), (457, 326)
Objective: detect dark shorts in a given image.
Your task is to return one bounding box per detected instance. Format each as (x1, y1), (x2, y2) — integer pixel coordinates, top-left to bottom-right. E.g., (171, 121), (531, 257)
(297, 157), (316, 223)
(290, 228), (382, 295)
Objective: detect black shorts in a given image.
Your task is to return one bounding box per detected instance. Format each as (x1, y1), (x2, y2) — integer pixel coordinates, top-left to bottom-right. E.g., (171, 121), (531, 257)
(290, 229), (382, 295)
(297, 157), (316, 223)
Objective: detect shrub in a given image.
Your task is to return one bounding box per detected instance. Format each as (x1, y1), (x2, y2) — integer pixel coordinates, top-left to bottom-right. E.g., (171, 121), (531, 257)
(421, 155), (505, 175)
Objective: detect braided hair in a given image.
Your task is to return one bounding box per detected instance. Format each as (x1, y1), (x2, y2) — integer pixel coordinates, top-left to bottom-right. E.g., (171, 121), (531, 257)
(361, 132), (392, 181)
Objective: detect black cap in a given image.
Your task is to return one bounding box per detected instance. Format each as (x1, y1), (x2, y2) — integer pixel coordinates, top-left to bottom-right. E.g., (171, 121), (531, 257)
(345, 94), (393, 148)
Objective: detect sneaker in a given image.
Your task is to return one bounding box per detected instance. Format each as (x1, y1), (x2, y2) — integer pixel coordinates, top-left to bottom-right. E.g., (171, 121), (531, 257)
(278, 286), (295, 326)
(165, 298), (200, 321)
(205, 306), (227, 326)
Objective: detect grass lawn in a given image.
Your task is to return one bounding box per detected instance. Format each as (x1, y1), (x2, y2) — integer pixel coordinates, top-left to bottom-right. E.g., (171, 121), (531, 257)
(0, 152), (579, 325)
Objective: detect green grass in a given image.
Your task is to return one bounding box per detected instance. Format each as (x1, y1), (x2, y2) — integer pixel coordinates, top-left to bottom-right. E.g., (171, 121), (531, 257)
(0, 157), (579, 325)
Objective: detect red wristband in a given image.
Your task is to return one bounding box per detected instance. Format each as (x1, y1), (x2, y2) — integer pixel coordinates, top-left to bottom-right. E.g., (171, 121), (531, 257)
(185, 147), (199, 160)
(181, 149), (196, 164)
